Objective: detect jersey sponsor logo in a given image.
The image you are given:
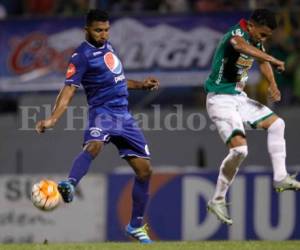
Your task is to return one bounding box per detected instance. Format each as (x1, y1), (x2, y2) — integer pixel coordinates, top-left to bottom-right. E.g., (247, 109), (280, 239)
(236, 57), (253, 68)
(66, 63), (76, 78)
(104, 52), (123, 74)
(114, 74), (125, 83)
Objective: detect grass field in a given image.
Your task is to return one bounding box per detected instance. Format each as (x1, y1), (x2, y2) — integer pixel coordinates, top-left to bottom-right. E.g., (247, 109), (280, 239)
(0, 241), (299, 250)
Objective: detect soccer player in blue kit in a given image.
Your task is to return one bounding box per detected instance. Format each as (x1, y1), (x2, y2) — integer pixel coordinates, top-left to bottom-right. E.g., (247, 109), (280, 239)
(35, 9), (159, 243)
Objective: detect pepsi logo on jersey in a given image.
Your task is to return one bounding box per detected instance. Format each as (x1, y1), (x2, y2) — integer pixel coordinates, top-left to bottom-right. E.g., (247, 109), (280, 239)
(104, 52), (123, 75)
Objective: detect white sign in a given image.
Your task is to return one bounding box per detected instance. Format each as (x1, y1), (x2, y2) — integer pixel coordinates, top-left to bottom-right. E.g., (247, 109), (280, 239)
(182, 175), (296, 240)
(0, 175), (106, 243)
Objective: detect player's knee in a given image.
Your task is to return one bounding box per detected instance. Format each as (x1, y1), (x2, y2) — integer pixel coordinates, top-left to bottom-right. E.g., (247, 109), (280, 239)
(231, 145), (248, 160)
(85, 141), (102, 158)
(137, 167), (153, 181)
(229, 134), (247, 148)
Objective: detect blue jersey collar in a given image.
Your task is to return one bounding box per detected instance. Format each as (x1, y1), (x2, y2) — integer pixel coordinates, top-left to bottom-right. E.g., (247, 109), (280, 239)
(85, 40), (106, 49)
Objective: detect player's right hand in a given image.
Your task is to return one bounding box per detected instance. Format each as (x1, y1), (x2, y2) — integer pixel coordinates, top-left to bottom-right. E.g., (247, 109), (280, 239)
(272, 59), (285, 73)
(35, 118), (56, 134)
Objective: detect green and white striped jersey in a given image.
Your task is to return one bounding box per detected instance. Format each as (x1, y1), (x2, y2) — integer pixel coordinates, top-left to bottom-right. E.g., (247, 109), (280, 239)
(205, 19), (264, 94)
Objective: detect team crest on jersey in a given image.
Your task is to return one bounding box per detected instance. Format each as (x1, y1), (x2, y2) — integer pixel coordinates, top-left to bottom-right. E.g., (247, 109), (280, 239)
(231, 28), (244, 37)
(104, 52), (123, 74)
(66, 63), (76, 79)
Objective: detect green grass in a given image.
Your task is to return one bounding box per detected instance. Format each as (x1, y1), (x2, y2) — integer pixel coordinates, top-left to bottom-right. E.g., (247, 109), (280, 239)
(0, 241), (299, 250)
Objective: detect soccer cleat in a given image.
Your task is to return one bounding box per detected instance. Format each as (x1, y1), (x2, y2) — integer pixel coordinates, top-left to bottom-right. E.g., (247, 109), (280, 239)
(273, 174), (300, 192)
(57, 180), (75, 203)
(207, 200), (233, 225)
(125, 223), (153, 243)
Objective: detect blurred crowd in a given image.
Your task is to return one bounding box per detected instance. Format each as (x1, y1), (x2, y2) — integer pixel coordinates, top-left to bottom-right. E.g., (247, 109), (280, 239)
(1, 0), (300, 106)
(255, 0), (300, 106)
(1, 0), (300, 17)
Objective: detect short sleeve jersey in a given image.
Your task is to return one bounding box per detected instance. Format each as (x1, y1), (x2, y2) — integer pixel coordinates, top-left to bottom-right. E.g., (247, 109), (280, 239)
(65, 41), (128, 109)
(205, 19), (264, 94)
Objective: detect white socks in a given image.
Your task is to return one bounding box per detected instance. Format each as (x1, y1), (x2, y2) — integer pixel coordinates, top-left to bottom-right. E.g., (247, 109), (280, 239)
(267, 118), (288, 182)
(212, 145), (248, 202)
(212, 118), (288, 202)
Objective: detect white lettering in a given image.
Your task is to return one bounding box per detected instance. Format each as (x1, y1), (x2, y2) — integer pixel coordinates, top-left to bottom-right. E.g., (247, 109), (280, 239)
(114, 74), (125, 83)
(254, 176), (295, 240)
(182, 176), (219, 240)
(229, 176), (246, 240)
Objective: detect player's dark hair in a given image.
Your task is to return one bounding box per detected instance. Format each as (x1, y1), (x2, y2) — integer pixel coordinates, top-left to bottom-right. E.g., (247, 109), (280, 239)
(250, 9), (277, 30)
(86, 9), (109, 26)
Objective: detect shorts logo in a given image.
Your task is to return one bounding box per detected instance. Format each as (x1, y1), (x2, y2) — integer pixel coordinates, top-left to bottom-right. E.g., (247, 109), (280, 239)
(104, 52), (122, 74)
(145, 145), (150, 155)
(66, 63), (76, 79)
(90, 127), (102, 137)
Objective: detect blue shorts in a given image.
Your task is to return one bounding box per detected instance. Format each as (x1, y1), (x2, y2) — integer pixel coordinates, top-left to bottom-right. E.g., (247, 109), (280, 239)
(84, 107), (150, 159)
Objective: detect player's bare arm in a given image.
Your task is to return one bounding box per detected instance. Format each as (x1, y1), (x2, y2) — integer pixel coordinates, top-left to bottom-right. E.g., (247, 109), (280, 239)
(35, 85), (77, 133)
(127, 77), (160, 90)
(259, 61), (281, 102)
(230, 36), (285, 72)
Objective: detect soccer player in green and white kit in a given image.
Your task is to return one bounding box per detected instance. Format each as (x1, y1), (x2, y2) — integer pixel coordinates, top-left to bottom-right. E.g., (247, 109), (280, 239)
(205, 9), (300, 225)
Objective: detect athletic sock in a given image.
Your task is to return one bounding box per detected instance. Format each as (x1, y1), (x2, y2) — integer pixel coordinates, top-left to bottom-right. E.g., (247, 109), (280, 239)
(212, 145), (248, 201)
(267, 118), (288, 182)
(68, 151), (94, 186)
(130, 177), (150, 228)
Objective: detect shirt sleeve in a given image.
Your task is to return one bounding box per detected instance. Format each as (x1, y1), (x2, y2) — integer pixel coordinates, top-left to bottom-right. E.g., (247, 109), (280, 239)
(64, 52), (88, 87)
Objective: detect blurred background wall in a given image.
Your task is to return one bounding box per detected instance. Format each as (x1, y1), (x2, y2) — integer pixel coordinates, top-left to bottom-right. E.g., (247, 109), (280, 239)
(1, 0), (300, 243)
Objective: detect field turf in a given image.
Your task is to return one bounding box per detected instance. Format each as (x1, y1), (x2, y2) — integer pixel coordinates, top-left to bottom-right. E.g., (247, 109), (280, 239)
(0, 241), (299, 250)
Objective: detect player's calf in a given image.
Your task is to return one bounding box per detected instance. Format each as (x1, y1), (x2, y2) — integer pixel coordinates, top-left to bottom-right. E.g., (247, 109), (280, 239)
(221, 145), (248, 182)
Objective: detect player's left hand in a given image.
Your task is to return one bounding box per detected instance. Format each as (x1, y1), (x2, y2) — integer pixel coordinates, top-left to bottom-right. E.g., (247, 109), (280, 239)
(268, 85), (281, 102)
(142, 77), (160, 91)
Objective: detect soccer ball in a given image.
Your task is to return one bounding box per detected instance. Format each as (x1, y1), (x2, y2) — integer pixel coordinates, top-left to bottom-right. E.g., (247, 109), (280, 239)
(31, 179), (61, 211)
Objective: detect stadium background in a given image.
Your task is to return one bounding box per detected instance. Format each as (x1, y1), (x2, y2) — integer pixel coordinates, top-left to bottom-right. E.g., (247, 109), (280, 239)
(0, 0), (300, 243)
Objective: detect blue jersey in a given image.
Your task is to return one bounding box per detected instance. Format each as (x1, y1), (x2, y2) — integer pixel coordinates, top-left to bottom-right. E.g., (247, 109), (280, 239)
(65, 41), (128, 109)
(64, 40), (150, 159)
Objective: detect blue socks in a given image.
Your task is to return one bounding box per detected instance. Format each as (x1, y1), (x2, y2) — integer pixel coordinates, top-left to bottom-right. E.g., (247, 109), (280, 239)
(68, 151), (150, 229)
(130, 177), (150, 228)
(68, 151), (94, 186)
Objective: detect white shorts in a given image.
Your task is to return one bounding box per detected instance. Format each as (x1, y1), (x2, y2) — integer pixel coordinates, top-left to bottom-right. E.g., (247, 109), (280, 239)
(206, 92), (274, 144)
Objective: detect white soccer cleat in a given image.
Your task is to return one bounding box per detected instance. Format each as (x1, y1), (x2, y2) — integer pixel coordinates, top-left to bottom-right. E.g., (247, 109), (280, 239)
(207, 200), (233, 225)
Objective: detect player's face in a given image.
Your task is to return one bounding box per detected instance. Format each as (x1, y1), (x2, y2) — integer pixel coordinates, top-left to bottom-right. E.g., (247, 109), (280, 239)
(85, 21), (110, 47)
(248, 22), (273, 44)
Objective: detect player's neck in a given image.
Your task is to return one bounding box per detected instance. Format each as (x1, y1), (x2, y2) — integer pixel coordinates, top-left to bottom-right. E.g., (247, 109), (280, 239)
(86, 39), (105, 48)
